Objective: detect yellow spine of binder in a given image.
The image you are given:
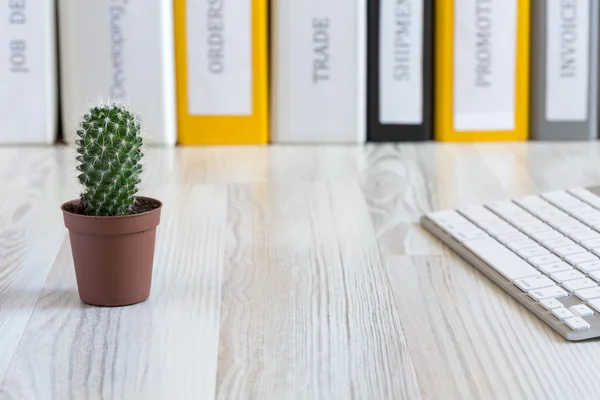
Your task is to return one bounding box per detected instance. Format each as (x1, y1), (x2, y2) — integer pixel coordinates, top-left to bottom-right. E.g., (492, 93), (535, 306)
(174, 0), (269, 145)
(435, 1), (530, 141)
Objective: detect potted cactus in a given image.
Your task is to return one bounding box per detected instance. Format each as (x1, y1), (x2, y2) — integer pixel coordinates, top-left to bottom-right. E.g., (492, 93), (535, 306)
(60, 102), (162, 307)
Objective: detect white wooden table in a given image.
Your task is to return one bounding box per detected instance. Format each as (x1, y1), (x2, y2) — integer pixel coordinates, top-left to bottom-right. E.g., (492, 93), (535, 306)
(2, 142), (600, 399)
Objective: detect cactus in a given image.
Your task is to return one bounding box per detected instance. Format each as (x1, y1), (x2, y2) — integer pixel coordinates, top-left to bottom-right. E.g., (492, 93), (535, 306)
(75, 103), (143, 216)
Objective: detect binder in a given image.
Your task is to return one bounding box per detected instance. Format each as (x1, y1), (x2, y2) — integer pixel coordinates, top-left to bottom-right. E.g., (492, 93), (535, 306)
(174, 0), (269, 145)
(57, 0), (176, 145)
(271, 0), (367, 143)
(434, 0), (530, 141)
(0, 0), (57, 144)
(367, 0), (433, 142)
(530, 0), (598, 140)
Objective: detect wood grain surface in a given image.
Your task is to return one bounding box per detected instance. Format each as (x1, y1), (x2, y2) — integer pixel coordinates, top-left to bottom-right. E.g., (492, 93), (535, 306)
(2, 143), (600, 399)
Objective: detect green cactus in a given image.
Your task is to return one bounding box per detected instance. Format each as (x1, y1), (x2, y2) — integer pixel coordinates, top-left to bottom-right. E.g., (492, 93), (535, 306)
(75, 103), (143, 216)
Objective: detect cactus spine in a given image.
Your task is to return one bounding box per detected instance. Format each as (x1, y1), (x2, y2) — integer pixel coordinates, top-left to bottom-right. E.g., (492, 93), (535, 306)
(75, 103), (143, 216)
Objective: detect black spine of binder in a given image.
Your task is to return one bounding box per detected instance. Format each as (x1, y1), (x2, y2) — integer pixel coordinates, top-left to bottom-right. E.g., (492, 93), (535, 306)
(367, 0), (433, 142)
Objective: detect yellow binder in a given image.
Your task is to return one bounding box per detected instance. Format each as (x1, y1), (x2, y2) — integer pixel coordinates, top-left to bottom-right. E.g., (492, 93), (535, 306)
(174, 0), (269, 145)
(434, 0), (530, 141)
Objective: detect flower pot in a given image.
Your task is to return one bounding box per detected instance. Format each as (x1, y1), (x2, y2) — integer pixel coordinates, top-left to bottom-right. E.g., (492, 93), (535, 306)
(61, 196), (162, 307)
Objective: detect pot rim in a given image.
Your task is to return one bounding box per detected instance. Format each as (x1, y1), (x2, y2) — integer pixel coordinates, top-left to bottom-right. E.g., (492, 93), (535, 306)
(61, 195), (163, 220)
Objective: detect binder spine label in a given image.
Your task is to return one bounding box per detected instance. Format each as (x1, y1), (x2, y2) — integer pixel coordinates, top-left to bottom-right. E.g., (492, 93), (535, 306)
(186, 0), (252, 115)
(453, 0), (517, 131)
(379, 0), (423, 124)
(1, 1), (45, 126)
(284, 0), (361, 138)
(545, 0), (589, 121)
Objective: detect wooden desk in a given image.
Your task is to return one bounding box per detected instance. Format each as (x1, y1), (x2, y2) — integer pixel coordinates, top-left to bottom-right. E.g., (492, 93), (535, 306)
(1, 142), (600, 399)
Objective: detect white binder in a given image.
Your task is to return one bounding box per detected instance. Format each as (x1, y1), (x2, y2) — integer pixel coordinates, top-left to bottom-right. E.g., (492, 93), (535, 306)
(0, 0), (58, 144)
(270, 0), (367, 143)
(57, 0), (176, 145)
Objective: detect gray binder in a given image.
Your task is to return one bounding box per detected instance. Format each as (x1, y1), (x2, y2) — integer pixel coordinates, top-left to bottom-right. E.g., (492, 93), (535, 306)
(530, 0), (599, 140)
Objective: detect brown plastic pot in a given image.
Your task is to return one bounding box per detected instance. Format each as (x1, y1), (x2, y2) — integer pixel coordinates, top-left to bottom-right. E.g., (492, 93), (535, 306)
(61, 196), (162, 307)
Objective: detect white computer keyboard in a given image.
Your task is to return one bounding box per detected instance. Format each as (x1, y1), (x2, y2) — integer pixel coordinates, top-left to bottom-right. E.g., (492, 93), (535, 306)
(420, 186), (600, 341)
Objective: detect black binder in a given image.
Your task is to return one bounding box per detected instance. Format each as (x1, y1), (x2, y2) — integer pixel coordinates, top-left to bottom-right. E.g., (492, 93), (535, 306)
(367, 0), (433, 142)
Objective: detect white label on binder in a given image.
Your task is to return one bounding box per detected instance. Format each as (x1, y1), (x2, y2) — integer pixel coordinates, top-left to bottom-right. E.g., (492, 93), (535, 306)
(187, 0), (252, 115)
(379, 0), (424, 124)
(545, 0), (589, 121)
(453, 0), (517, 131)
(282, 0), (363, 141)
(0, 0), (51, 142)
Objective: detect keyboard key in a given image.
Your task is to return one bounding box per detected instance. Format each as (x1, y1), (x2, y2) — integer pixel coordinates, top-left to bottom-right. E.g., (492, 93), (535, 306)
(528, 286), (568, 301)
(428, 210), (465, 223)
(520, 223), (552, 236)
(477, 219), (511, 230)
(439, 221), (488, 242)
(547, 217), (579, 228)
(504, 215), (541, 227)
(576, 260), (600, 274)
(558, 224), (590, 235)
(571, 205), (600, 220)
(587, 298), (600, 313)
(514, 276), (555, 292)
(554, 197), (585, 209)
(589, 270), (600, 282)
(438, 220), (477, 234)
(564, 317), (590, 331)
(554, 204), (586, 214)
(569, 187), (595, 199)
(515, 195), (549, 208)
(585, 198), (600, 209)
(566, 201), (594, 210)
(583, 211), (600, 219)
(579, 218), (600, 228)
(428, 210), (470, 228)
(528, 210), (561, 219)
(517, 246), (550, 259)
(539, 262), (572, 275)
(569, 202), (595, 212)
(592, 248), (600, 258)
(581, 238), (600, 250)
(525, 197), (559, 209)
(530, 230), (562, 242)
(569, 304), (595, 318)
(580, 211), (600, 221)
(487, 200), (522, 213)
(451, 229), (488, 242)
(569, 230), (600, 243)
(551, 269), (584, 283)
(542, 237), (574, 249)
(496, 207), (534, 218)
(574, 287), (600, 301)
(496, 232), (528, 244)
(554, 244), (587, 258)
(568, 187), (598, 203)
(528, 254), (561, 267)
(563, 278), (597, 293)
(517, 247), (549, 259)
(485, 224), (518, 236)
(554, 217), (585, 226)
(565, 252), (598, 265)
(540, 298), (564, 310)
(463, 237), (540, 281)
(507, 239), (539, 251)
(537, 210), (569, 222)
(460, 206), (499, 222)
(542, 191), (576, 204)
(552, 308), (575, 321)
